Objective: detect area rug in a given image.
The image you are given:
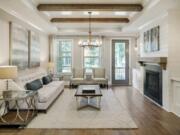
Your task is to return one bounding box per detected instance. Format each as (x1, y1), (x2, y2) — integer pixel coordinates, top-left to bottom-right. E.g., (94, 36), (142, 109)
(27, 89), (137, 129)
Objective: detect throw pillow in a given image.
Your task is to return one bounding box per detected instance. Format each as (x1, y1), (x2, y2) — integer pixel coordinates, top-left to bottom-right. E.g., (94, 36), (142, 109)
(42, 75), (52, 85)
(26, 79), (43, 91)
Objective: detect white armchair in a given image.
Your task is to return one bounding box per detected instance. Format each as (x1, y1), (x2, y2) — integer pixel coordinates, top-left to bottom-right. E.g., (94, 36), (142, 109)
(70, 68), (85, 88)
(92, 68), (108, 88)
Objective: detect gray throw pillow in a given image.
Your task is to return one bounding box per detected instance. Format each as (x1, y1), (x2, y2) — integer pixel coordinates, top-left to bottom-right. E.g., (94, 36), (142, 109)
(42, 75), (52, 85)
(26, 79), (43, 91)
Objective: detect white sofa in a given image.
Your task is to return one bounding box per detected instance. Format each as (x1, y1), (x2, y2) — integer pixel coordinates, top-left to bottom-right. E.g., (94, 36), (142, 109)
(15, 70), (64, 112)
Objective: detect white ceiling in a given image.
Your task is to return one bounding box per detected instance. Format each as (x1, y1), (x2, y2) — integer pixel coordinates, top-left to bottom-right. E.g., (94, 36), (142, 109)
(0, 0), (179, 36)
(31, 0), (150, 35)
(0, 0), (56, 33)
(43, 11), (137, 19)
(42, 11), (137, 33)
(32, 0), (146, 5)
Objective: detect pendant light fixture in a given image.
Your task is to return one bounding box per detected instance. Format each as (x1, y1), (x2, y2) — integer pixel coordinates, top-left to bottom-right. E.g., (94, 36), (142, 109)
(78, 12), (102, 48)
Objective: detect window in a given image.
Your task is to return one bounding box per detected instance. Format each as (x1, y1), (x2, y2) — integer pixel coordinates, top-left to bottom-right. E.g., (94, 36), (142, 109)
(83, 47), (101, 72)
(56, 39), (72, 73)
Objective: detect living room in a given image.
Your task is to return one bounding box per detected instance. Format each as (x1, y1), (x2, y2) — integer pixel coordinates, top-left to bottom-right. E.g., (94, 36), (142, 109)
(0, 0), (180, 135)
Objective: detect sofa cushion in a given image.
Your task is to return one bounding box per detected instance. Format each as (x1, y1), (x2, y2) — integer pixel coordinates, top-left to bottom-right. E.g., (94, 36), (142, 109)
(93, 78), (107, 81)
(46, 81), (64, 87)
(38, 81), (64, 103)
(73, 68), (84, 78)
(42, 75), (52, 85)
(71, 78), (84, 81)
(92, 78), (108, 84)
(26, 79), (43, 91)
(93, 68), (105, 78)
(38, 86), (56, 103)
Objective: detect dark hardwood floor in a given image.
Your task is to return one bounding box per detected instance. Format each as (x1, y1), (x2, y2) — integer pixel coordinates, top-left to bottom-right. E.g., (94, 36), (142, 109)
(0, 86), (180, 135)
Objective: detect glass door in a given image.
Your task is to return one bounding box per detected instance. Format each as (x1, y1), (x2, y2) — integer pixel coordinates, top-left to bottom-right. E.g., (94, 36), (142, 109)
(112, 40), (129, 85)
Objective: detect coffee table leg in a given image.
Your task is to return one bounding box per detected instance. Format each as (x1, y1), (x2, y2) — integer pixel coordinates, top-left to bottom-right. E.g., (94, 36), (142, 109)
(96, 97), (99, 107)
(87, 96), (90, 105)
(76, 97), (79, 108)
(99, 97), (101, 108)
(96, 97), (101, 108)
(76, 97), (82, 109)
(76, 96), (101, 110)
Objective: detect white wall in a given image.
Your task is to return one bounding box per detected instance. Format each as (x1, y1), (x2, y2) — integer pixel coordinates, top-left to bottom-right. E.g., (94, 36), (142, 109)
(137, 13), (169, 111)
(40, 34), (49, 68)
(167, 10), (180, 116)
(53, 35), (137, 85)
(0, 17), (49, 76)
(168, 10), (180, 78)
(0, 19), (9, 65)
(0, 13), (49, 115)
(134, 14), (169, 98)
(139, 14), (168, 58)
(137, 10), (180, 113)
(102, 36), (137, 85)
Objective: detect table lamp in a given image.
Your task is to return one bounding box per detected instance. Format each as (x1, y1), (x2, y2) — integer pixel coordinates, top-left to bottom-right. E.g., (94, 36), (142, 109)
(48, 62), (54, 75)
(0, 66), (17, 90)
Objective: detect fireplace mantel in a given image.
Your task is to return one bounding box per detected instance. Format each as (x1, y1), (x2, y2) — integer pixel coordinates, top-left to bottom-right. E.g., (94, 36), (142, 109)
(138, 57), (167, 70)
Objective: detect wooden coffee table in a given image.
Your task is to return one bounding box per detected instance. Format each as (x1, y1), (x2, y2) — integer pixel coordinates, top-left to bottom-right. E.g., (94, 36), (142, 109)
(75, 85), (102, 110)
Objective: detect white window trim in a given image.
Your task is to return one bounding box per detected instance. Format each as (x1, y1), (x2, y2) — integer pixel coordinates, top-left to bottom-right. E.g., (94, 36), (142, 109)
(82, 47), (102, 71)
(54, 38), (73, 74)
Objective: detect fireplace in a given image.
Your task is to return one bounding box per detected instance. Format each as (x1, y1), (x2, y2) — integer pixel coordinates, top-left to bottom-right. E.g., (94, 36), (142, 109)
(144, 64), (162, 105)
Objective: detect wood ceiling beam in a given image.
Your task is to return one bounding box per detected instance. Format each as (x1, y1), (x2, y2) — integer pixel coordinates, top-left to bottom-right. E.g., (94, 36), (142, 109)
(51, 18), (129, 23)
(37, 4), (143, 12)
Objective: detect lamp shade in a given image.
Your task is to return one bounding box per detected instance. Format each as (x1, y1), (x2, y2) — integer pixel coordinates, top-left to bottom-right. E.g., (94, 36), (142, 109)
(48, 62), (54, 68)
(0, 66), (17, 79)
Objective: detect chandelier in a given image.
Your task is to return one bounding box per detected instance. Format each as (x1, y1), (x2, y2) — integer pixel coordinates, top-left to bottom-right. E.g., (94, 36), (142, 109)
(79, 12), (102, 47)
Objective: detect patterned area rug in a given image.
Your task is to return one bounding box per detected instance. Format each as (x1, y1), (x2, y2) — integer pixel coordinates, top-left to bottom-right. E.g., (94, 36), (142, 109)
(28, 89), (137, 129)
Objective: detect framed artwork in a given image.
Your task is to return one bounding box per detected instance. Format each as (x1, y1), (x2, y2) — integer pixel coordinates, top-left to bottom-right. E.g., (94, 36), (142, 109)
(151, 26), (160, 51)
(9, 22), (29, 70)
(144, 26), (160, 52)
(29, 31), (40, 68)
(144, 31), (148, 52)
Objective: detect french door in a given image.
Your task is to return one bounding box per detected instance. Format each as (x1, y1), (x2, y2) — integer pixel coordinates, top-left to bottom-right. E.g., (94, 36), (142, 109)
(112, 40), (129, 85)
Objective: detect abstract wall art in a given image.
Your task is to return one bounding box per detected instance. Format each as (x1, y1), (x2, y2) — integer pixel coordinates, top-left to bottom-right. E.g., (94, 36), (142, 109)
(144, 26), (160, 53)
(9, 22), (29, 70)
(29, 31), (40, 68)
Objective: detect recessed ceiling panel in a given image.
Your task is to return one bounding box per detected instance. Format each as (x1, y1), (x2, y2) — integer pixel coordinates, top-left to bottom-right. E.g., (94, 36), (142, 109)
(33, 0), (144, 5)
(42, 11), (137, 19)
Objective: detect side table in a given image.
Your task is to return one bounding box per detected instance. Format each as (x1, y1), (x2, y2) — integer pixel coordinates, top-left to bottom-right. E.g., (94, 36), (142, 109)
(0, 90), (38, 127)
